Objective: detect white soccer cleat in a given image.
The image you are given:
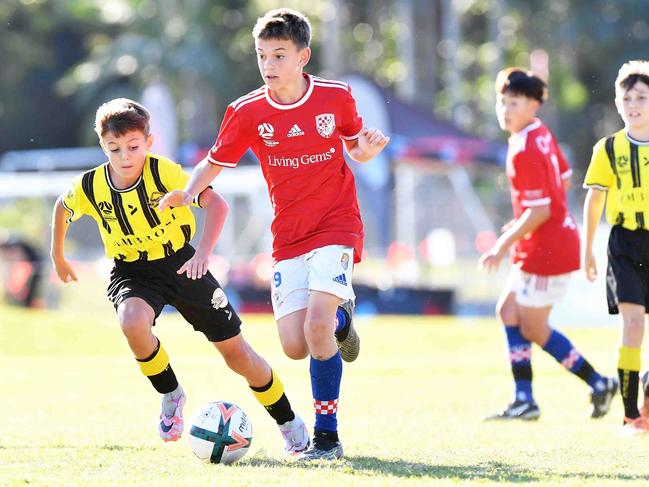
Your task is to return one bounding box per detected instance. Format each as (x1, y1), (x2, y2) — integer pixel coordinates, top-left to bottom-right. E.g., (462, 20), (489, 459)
(278, 414), (310, 455)
(158, 391), (186, 442)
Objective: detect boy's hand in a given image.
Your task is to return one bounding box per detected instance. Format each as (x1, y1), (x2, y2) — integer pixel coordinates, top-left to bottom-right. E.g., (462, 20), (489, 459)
(358, 127), (390, 156)
(478, 244), (506, 272)
(177, 249), (210, 280)
(158, 190), (192, 211)
(52, 258), (78, 283)
(583, 251), (598, 282)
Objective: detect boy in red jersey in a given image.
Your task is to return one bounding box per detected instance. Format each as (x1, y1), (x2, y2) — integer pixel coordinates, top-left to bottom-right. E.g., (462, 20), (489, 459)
(479, 68), (617, 421)
(159, 8), (389, 460)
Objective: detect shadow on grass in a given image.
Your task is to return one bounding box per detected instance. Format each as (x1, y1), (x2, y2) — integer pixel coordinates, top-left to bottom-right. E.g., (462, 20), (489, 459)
(243, 454), (649, 483)
(344, 457), (649, 483)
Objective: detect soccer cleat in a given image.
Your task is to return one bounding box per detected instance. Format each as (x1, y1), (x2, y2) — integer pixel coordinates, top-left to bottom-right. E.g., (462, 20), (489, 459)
(278, 414), (310, 455)
(484, 400), (540, 421)
(158, 391), (185, 442)
(297, 436), (343, 461)
(619, 416), (649, 437)
(590, 376), (619, 418)
(335, 300), (360, 362)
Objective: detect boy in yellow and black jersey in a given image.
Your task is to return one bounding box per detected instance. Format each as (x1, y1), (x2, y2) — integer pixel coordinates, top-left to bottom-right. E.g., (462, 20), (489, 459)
(583, 60), (649, 434)
(51, 98), (310, 453)
(62, 151), (197, 262)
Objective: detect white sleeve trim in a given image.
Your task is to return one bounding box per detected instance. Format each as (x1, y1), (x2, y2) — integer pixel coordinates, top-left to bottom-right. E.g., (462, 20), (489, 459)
(194, 186), (213, 207)
(61, 198), (75, 224)
(207, 156), (237, 168)
(583, 183), (609, 191)
(522, 197), (551, 207)
(341, 128), (362, 141)
(560, 169), (573, 179)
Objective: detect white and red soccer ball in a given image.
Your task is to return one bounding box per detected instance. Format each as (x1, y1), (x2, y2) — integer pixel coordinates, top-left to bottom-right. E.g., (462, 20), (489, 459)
(188, 401), (252, 465)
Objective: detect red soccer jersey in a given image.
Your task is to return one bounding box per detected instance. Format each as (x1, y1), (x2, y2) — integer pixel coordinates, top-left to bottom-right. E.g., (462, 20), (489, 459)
(207, 74), (364, 263)
(505, 119), (580, 275)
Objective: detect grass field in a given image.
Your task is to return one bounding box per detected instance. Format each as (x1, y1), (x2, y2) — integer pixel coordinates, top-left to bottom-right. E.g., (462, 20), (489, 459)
(4, 302), (649, 486)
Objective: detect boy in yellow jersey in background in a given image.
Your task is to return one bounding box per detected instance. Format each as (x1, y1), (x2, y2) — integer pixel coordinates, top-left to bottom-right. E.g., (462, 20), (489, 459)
(50, 98), (310, 453)
(583, 60), (649, 434)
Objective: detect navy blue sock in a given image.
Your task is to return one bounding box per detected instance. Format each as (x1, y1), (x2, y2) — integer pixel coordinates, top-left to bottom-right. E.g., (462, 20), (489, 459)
(335, 307), (348, 335)
(504, 325), (534, 403)
(310, 352), (343, 433)
(542, 329), (605, 391)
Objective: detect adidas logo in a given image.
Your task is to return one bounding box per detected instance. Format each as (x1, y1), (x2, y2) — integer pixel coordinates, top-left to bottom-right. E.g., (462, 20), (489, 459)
(332, 274), (347, 286)
(287, 124), (304, 137)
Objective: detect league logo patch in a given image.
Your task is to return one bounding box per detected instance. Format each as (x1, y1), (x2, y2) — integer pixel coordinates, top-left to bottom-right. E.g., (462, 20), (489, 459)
(315, 113), (335, 138)
(340, 253), (349, 270)
(258, 122), (279, 147)
(97, 201), (117, 221)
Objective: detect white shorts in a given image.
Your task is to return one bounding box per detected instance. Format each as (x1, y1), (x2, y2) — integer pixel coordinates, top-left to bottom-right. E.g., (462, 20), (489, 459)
(271, 245), (355, 320)
(508, 266), (571, 308)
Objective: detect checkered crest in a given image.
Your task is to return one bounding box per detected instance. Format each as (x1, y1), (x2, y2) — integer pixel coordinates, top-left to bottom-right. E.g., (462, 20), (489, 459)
(315, 113), (335, 138)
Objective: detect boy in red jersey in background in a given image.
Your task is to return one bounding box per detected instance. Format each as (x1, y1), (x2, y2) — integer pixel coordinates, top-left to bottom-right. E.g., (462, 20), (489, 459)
(479, 68), (617, 421)
(159, 9), (389, 460)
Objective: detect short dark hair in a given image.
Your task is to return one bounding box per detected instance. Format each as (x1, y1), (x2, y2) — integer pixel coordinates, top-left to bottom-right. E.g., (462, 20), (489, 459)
(94, 98), (150, 138)
(252, 8), (311, 49)
(495, 67), (547, 104)
(615, 60), (649, 94)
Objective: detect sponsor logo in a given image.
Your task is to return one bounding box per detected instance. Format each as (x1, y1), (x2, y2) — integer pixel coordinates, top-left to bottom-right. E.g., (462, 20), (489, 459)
(258, 122), (279, 147)
(315, 113), (335, 138)
(127, 204), (138, 216)
(332, 273), (348, 286)
(287, 124), (304, 137)
(266, 147), (336, 169)
(160, 421), (174, 433)
(340, 253), (349, 270)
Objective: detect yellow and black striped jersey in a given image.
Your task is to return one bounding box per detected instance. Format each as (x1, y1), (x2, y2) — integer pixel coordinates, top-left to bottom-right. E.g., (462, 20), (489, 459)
(62, 153), (200, 262)
(584, 129), (649, 231)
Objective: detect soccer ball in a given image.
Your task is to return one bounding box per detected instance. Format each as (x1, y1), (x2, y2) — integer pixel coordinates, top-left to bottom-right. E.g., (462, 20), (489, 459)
(188, 401), (253, 465)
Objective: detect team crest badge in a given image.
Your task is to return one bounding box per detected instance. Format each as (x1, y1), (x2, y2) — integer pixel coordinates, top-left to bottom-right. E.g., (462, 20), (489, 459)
(211, 288), (229, 309)
(148, 191), (166, 208)
(315, 113), (335, 138)
(340, 253), (349, 270)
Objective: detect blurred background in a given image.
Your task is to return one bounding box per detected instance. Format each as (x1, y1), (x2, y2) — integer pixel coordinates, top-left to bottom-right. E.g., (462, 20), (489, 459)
(0, 0), (644, 321)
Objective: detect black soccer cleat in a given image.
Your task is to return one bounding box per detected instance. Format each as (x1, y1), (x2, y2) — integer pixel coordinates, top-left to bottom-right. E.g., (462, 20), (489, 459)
(485, 400), (540, 421)
(591, 376), (618, 419)
(297, 436), (343, 461)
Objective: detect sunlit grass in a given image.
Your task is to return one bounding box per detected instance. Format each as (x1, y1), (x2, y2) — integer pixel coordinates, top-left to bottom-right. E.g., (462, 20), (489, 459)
(3, 305), (649, 485)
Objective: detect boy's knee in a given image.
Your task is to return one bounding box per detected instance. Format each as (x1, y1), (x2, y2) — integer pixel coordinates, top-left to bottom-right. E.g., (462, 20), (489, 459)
(119, 311), (152, 338)
(281, 339), (308, 360)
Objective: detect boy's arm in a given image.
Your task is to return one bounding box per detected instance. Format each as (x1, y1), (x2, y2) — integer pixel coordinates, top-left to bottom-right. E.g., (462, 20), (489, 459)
(582, 188), (607, 282)
(158, 158), (223, 210)
(175, 188), (228, 280)
(344, 127), (390, 163)
(50, 197), (78, 283)
(478, 205), (551, 271)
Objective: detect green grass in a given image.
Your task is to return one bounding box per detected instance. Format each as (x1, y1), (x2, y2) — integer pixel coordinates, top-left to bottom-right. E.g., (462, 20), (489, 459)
(3, 302), (649, 486)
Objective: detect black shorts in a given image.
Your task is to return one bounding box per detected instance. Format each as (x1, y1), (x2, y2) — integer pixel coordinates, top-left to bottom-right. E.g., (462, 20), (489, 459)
(107, 245), (241, 342)
(606, 225), (649, 314)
